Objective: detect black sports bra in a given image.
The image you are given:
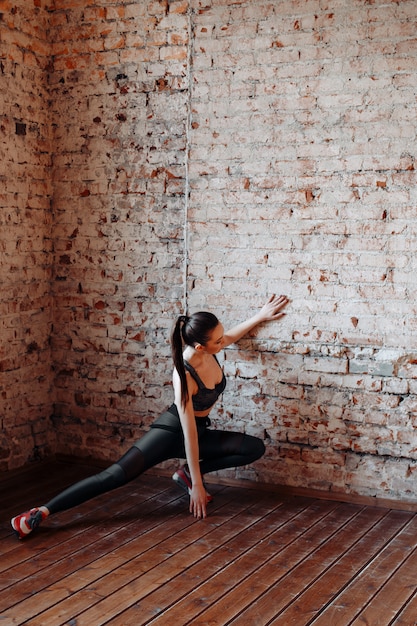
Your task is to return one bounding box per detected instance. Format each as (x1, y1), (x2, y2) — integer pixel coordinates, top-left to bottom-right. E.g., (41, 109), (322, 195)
(184, 356), (226, 412)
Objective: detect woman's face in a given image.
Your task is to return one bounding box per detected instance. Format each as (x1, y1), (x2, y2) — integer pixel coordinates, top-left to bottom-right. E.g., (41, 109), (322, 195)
(201, 323), (224, 354)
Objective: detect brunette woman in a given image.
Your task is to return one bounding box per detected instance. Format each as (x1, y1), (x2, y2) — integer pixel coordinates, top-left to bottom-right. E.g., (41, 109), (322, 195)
(11, 294), (288, 538)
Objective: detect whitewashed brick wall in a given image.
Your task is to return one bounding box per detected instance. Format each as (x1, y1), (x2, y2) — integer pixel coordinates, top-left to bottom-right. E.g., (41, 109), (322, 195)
(186, 0), (417, 503)
(1, 0), (417, 504)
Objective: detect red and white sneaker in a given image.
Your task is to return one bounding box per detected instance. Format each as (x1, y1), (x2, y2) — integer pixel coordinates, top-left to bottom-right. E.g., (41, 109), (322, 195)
(172, 465), (213, 503)
(11, 507), (48, 539)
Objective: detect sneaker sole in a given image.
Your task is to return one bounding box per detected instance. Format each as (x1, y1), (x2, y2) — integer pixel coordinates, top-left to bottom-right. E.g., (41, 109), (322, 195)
(172, 472), (191, 495)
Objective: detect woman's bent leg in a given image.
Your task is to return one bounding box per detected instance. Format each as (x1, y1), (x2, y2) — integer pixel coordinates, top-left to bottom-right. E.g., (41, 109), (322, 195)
(198, 430), (265, 475)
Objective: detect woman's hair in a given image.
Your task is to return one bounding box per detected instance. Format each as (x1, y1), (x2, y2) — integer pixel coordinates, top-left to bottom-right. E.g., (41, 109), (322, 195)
(171, 311), (219, 408)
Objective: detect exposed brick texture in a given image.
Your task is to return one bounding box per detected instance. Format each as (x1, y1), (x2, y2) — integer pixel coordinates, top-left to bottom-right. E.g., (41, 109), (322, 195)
(1, 0), (417, 504)
(0, 0), (54, 469)
(49, 0), (189, 461)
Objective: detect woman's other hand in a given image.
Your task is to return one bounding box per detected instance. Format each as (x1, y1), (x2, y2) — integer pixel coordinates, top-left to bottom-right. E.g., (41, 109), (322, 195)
(189, 483), (208, 519)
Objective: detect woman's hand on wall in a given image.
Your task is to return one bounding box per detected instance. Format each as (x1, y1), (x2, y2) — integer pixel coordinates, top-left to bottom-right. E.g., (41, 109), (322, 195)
(257, 294), (289, 323)
(223, 294), (290, 347)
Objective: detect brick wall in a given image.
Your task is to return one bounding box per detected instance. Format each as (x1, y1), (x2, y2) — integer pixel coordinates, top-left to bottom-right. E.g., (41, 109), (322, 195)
(48, 0), (189, 459)
(0, 0), (54, 470)
(186, 0), (417, 502)
(1, 0), (417, 504)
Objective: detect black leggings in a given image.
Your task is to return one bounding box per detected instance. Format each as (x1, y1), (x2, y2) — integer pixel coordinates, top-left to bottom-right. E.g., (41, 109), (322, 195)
(45, 406), (265, 514)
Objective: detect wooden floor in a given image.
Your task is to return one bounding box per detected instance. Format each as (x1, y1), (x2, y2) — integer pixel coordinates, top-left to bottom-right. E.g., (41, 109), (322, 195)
(1, 461), (417, 626)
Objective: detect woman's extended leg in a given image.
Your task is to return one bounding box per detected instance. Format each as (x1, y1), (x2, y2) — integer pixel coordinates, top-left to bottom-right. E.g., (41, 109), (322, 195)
(11, 411), (186, 539)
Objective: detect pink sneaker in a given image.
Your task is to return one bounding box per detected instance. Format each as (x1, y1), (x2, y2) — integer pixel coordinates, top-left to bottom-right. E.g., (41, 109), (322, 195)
(11, 507), (48, 539)
(172, 465), (213, 503)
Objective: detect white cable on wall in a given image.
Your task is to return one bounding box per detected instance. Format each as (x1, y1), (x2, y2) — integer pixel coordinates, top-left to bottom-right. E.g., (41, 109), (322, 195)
(183, 1), (193, 316)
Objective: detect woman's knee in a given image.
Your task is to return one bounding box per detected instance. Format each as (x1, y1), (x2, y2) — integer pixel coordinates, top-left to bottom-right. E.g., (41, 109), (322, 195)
(117, 446), (145, 482)
(243, 434), (265, 462)
(96, 463), (127, 490)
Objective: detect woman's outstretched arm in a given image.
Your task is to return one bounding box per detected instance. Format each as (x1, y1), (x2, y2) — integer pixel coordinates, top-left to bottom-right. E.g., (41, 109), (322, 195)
(222, 294), (289, 348)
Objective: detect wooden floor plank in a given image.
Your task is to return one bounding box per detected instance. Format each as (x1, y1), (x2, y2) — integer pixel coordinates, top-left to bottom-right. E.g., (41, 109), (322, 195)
(0, 477), (177, 589)
(309, 514), (417, 626)
(113, 496), (314, 625)
(391, 590), (417, 626)
(178, 501), (354, 626)
(225, 505), (387, 625)
(0, 462), (102, 544)
(19, 488), (267, 625)
(350, 545), (417, 625)
(0, 475), (174, 578)
(53, 491), (282, 626)
(268, 509), (412, 625)
(1, 484), (186, 622)
(1, 461), (417, 626)
(144, 498), (334, 625)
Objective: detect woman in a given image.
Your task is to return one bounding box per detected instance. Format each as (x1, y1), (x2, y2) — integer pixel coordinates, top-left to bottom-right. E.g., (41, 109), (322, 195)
(11, 294), (289, 538)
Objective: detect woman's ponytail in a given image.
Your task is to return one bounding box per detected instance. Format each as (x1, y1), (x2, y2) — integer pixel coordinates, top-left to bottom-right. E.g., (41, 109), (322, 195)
(171, 315), (189, 408)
